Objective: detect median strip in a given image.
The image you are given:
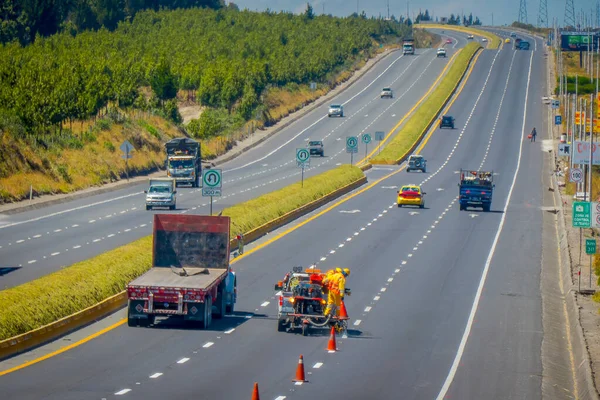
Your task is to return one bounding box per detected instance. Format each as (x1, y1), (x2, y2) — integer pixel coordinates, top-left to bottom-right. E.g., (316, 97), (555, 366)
(371, 42), (482, 164)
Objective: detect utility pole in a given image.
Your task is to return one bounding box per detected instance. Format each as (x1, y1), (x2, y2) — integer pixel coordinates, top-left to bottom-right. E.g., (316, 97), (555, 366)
(519, 0), (528, 24)
(492, 12), (494, 26)
(387, 0), (390, 19)
(565, 0), (576, 28)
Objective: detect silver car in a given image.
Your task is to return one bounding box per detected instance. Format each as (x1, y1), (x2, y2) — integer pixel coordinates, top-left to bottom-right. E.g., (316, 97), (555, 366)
(380, 87), (393, 98)
(436, 48), (447, 57)
(328, 104), (344, 117)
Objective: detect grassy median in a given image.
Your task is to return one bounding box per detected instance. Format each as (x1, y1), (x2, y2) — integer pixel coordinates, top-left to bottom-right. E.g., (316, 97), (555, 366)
(0, 165), (364, 340)
(416, 24), (501, 49)
(371, 42), (481, 164)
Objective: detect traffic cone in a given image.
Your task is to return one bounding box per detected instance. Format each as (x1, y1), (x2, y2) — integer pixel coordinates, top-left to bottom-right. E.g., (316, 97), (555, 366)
(326, 326), (337, 352)
(251, 382), (260, 400)
(292, 354), (308, 382)
(338, 300), (349, 320)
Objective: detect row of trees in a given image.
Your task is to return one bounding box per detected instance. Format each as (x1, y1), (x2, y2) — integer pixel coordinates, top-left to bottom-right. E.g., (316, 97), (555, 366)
(0, 7), (409, 136)
(413, 10), (481, 26)
(0, 0), (226, 45)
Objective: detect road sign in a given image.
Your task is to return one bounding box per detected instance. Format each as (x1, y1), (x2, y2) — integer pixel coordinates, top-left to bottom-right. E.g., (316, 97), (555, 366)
(570, 167), (583, 183)
(202, 169), (222, 197)
(558, 143), (570, 156)
(572, 141), (600, 165)
(296, 148), (310, 165)
(310, 82), (317, 90)
(551, 99), (560, 109)
(120, 140), (134, 154)
(375, 131), (385, 141)
(346, 136), (358, 153)
(573, 201), (591, 228)
(586, 238), (597, 254)
(361, 133), (372, 144)
(555, 115), (562, 125)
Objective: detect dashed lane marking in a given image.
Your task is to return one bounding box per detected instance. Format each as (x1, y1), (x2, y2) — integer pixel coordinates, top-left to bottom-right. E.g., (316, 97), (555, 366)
(115, 389), (131, 395)
(149, 373), (163, 379)
(177, 358), (190, 364)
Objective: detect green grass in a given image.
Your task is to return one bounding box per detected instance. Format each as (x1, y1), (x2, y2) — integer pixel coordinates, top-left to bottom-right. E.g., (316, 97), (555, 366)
(371, 42), (481, 164)
(0, 165), (364, 341)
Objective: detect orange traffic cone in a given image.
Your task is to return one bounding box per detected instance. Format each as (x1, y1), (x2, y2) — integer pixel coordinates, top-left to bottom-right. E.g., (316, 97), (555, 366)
(326, 326), (337, 352)
(251, 382), (260, 400)
(338, 300), (349, 320)
(292, 354), (309, 382)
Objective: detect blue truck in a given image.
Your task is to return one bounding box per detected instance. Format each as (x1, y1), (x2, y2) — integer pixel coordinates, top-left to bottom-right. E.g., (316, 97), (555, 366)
(458, 169), (494, 211)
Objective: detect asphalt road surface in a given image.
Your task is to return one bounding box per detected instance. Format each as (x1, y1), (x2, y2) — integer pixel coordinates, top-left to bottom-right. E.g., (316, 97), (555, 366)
(0, 30), (549, 400)
(0, 30), (472, 289)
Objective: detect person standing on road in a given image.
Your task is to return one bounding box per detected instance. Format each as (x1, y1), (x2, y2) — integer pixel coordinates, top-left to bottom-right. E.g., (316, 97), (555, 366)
(324, 268), (350, 317)
(530, 127), (537, 142)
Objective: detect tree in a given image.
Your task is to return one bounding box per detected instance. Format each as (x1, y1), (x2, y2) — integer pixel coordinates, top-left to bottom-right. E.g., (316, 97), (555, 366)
(150, 58), (178, 104)
(423, 9), (430, 21)
(304, 3), (314, 20)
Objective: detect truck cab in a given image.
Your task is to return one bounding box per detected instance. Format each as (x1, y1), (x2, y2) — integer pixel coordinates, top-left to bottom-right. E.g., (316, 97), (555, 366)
(403, 39), (415, 55)
(458, 169), (494, 211)
(145, 178), (176, 210)
(165, 137), (201, 187)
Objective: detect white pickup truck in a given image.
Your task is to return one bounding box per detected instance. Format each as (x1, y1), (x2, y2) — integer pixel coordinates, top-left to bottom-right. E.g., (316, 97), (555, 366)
(145, 178), (176, 210)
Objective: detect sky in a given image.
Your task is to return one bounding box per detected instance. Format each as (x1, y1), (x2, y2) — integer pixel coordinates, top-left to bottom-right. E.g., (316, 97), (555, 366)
(231, 0), (597, 27)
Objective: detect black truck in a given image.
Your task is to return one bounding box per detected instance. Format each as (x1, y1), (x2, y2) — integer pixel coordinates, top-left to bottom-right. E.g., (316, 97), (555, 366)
(165, 137), (202, 187)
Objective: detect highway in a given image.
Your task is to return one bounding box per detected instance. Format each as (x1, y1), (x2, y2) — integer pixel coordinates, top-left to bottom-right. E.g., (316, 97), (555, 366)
(0, 30), (473, 290)
(0, 30), (550, 399)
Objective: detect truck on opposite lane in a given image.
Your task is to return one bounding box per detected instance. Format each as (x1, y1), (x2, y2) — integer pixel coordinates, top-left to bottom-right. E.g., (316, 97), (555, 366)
(127, 214), (237, 328)
(165, 137), (201, 187)
(403, 38), (415, 55)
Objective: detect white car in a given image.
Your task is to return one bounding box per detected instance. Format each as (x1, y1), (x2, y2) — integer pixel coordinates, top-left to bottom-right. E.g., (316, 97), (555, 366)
(436, 48), (447, 57)
(482, 38), (488, 42)
(380, 87), (393, 98)
(467, 34), (474, 40)
(328, 104), (344, 117)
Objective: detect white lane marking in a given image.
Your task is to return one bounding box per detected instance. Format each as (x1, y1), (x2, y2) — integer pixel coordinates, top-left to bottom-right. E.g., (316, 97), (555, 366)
(33, 234), (41, 238)
(364, 306), (372, 312)
(107, 234), (115, 238)
(295, 381), (304, 386)
(313, 362), (324, 369)
(115, 389), (131, 395)
(223, 52), (406, 173)
(435, 46), (534, 400)
(149, 373), (163, 379)
(401, 261), (407, 265)
(354, 232), (359, 236)
(330, 250), (336, 254)
(338, 244), (344, 248)
(408, 254), (413, 257)
(340, 210), (361, 214)
(275, 397), (287, 400)
(28, 259), (36, 264)
(16, 239), (24, 243)
(71, 224), (79, 228)
(224, 328), (235, 334)
(72, 245), (81, 249)
(320, 257), (327, 261)
(93, 238), (101, 243)
(53, 229), (62, 232)
(387, 278), (394, 282)
(177, 358), (190, 364)
(120, 210), (126, 214)
(381, 288), (387, 292)
(51, 252), (60, 256)
(260, 301), (270, 307)
(124, 228), (131, 232)
(360, 227), (366, 231)
(203, 342), (214, 348)
(354, 320), (362, 326)
(395, 269), (401, 273)
(374, 296), (381, 301)
(140, 224), (147, 227)
(346, 237), (352, 241)
(89, 220), (96, 223)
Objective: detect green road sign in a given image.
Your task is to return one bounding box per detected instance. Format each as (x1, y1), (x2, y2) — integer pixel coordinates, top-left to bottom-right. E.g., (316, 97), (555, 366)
(573, 201), (591, 228)
(362, 133), (372, 144)
(586, 239), (597, 255)
(202, 169), (222, 197)
(296, 148), (310, 164)
(346, 136), (358, 153)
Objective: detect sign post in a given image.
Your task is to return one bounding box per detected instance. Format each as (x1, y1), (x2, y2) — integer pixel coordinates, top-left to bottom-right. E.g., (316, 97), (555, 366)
(586, 238), (596, 288)
(120, 140), (134, 181)
(296, 148), (310, 188)
(202, 169), (222, 216)
(361, 133), (371, 161)
(346, 136), (358, 164)
(375, 131), (385, 155)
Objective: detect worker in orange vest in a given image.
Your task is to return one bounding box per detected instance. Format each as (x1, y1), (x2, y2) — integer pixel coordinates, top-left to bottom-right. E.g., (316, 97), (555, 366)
(324, 268), (350, 316)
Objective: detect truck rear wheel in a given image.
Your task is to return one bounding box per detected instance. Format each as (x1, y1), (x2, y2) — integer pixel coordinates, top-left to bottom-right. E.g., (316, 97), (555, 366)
(277, 319), (288, 332)
(213, 287), (226, 319)
(199, 296), (212, 329)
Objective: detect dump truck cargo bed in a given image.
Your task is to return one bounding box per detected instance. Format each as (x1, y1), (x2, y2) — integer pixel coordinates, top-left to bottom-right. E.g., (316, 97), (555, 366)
(129, 268), (227, 290)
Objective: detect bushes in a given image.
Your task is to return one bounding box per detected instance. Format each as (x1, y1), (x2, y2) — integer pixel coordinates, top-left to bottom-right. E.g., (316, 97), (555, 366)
(0, 164), (364, 340)
(371, 42), (481, 164)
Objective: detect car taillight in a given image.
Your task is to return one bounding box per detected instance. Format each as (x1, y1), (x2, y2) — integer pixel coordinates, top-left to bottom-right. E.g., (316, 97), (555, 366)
(481, 191), (486, 195)
(279, 296), (283, 307)
(465, 190), (470, 194)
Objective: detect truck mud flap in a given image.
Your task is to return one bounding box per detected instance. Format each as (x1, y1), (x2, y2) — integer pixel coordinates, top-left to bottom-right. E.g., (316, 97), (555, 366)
(128, 300), (149, 320)
(184, 302), (206, 322)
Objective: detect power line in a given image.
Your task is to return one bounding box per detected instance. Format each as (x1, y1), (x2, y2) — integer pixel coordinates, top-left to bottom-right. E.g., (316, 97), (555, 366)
(519, 0), (528, 24)
(565, 0), (576, 28)
(538, 0), (548, 27)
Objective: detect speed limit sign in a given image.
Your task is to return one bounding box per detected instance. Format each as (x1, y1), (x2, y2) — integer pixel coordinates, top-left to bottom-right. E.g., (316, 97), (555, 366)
(570, 167), (583, 183)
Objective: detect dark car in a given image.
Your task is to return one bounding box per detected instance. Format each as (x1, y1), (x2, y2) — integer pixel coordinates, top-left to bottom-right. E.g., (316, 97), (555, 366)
(518, 41), (530, 50)
(308, 140), (324, 156)
(440, 115), (455, 129)
(407, 155), (427, 173)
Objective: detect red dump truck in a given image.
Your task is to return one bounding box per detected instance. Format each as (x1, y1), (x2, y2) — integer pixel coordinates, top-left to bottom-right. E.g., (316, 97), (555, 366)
(126, 214), (237, 328)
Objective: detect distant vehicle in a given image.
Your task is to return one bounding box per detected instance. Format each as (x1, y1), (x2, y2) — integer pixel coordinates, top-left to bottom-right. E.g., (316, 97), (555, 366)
(467, 34), (474, 40)
(328, 104), (344, 117)
(165, 137), (201, 187)
(407, 155), (427, 173)
(458, 169), (495, 211)
(440, 115), (455, 129)
(482, 38), (488, 42)
(397, 184), (426, 208)
(446, 38), (453, 44)
(518, 41), (530, 50)
(145, 178), (176, 210)
(437, 48), (447, 57)
(505, 38), (511, 43)
(403, 38), (415, 55)
(380, 87), (394, 98)
(510, 32), (517, 37)
(126, 215), (237, 328)
(308, 140), (324, 156)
